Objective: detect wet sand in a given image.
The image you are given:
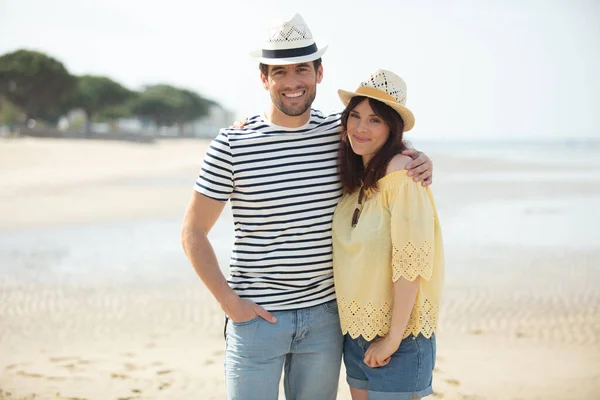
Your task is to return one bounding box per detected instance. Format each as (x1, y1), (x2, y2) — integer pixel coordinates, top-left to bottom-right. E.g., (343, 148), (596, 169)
(1, 137), (599, 399)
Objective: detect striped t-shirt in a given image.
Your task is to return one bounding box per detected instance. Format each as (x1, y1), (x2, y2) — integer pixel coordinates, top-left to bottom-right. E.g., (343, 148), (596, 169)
(195, 110), (343, 311)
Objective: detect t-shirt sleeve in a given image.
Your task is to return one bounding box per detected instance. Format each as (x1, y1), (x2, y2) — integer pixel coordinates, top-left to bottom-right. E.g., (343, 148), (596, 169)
(194, 130), (234, 202)
(388, 180), (436, 282)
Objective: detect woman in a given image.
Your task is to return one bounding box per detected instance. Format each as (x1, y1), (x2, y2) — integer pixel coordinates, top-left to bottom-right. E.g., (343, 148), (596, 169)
(332, 69), (444, 400)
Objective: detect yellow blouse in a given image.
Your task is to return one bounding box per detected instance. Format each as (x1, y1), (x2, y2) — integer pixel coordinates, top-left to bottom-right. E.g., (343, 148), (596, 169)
(332, 170), (444, 341)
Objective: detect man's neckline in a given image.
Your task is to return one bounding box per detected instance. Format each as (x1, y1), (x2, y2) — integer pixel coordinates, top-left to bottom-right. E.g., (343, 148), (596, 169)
(261, 111), (313, 131)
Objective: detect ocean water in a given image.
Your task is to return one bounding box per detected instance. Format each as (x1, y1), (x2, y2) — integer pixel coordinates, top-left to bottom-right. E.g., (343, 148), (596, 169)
(442, 195), (600, 249)
(1, 141), (599, 286)
(0, 210), (236, 286)
(430, 140), (600, 249)
(412, 139), (600, 167)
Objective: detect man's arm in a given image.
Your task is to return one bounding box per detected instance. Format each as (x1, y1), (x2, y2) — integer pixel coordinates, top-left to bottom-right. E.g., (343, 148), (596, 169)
(402, 149), (433, 186)
(180, 192), (276, 323)
(229, 119), (434, 186)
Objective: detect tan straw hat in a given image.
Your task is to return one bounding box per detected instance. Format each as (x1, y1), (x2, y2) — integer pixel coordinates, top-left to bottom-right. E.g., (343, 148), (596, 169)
(250, 14), (328, 65)
(338, 69), (415, 132)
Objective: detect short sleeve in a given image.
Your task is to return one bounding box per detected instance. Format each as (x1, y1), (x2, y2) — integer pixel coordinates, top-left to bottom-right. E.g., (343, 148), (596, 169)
(388, 181), (436, 282)
(194, 130), (234, 202)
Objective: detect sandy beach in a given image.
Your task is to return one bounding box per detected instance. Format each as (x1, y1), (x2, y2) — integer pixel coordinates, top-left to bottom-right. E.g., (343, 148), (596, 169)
(1, 137), (599, 400)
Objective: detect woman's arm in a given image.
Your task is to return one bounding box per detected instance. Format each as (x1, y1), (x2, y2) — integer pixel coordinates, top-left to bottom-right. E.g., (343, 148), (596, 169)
(363, 153), (434, 368)
(389, 277), (420, 342)
(363, 277), (419, 368)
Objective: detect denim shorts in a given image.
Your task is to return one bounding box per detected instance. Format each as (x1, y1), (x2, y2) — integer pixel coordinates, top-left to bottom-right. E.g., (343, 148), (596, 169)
(343, 333), (436, 399)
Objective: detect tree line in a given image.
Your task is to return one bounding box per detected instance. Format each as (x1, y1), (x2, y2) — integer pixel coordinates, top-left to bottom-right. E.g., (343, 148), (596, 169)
(0, 49), (215, 135)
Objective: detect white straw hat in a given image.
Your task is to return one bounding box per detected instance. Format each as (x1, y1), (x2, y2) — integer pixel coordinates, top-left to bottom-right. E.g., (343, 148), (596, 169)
(338, 69), (415, 132)
(250, 14), (328, 65)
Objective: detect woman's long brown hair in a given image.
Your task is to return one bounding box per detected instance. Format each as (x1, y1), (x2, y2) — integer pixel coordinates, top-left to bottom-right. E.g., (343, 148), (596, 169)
(337, 96), (408, 194)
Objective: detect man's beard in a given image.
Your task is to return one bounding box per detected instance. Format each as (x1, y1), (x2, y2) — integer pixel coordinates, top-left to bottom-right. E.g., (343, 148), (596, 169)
(271, 88), (317, 117)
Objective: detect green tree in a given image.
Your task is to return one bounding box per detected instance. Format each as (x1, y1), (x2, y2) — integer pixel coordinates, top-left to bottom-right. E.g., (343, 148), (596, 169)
(130, 84), (179, 127)
(71, 75), (133, 135)
(97, 103), (135, 121)
(131, 85), (211, 136)
(0, 50), (75, 123)
(0, 97), (23, 129)
(175, 88), (210, 135)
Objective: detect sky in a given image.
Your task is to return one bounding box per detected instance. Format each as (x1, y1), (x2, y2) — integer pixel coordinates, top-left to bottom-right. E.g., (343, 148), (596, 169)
(1, 0), (599, 141)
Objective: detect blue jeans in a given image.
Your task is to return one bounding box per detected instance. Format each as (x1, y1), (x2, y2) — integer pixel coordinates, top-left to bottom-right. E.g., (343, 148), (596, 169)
(224, 299), (343, 400)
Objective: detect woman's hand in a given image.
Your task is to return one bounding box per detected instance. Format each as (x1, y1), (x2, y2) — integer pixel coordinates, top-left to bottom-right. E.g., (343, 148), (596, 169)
(363, 336), (400, 368)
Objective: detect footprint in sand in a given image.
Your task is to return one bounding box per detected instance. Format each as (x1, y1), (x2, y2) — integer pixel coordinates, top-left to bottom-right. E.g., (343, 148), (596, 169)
(62, 363), (78, 371)
(16, 370), (44, 378)
(110, 372), (130, 380)
(123, 362), (139, 371)
(47, 377), (67, 381)
(469, 329), (483, 335)
(49, 356), (78, 363)
(156, 369), (173, 376)
(445, 378), (461, 387)
(46, 358), (84, 373)
(432, 392), (444, 398)
(204, 359), (215, 365)
(158, 382), (172, 391)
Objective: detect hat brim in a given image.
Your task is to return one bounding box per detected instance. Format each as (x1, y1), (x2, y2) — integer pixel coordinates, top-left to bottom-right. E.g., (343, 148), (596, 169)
(249, 45), (328, 66)
(338, 89), (415, 132)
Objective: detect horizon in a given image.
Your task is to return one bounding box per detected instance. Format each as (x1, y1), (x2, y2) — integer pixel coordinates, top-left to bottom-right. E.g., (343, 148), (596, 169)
(1, 0), (599, 141)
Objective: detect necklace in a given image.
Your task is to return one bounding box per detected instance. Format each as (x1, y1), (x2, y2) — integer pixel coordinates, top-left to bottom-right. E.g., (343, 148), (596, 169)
(351, 186), (365, 228)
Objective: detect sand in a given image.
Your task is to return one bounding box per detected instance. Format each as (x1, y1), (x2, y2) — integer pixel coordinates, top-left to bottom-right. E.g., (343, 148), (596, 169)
(1, 137), (599, 400)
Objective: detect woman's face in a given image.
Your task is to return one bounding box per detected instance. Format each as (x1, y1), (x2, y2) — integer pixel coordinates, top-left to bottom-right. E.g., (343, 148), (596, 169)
(346, 99), (390, 165)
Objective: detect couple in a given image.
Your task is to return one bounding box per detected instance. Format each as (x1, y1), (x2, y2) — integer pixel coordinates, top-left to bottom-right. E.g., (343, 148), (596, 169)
(181, 13), (444, 400)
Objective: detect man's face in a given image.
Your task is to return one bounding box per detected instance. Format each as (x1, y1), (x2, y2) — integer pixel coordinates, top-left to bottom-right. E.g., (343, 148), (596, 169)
(261, 62), (323, 117)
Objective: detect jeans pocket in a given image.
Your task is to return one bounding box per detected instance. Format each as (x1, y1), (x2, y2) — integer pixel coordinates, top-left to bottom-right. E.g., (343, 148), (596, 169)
(230, 315), (262, 326)
(322, 300), (339, 314)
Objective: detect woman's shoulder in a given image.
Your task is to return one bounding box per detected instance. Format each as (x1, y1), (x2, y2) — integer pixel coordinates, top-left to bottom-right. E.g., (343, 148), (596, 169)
(376, 153), (421, 189)
(385, 153), (412, 175)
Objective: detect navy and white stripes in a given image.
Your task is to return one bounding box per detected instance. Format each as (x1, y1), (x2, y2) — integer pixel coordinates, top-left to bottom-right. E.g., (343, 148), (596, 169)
(195, 110), (342, 311)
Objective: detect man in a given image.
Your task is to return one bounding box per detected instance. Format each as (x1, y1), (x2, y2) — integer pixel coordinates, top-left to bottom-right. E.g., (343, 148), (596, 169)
(181, 14), (433, 400)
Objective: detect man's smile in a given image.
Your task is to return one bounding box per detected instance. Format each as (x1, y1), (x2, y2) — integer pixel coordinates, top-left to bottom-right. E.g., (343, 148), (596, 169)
(282, 90), (305, 99)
